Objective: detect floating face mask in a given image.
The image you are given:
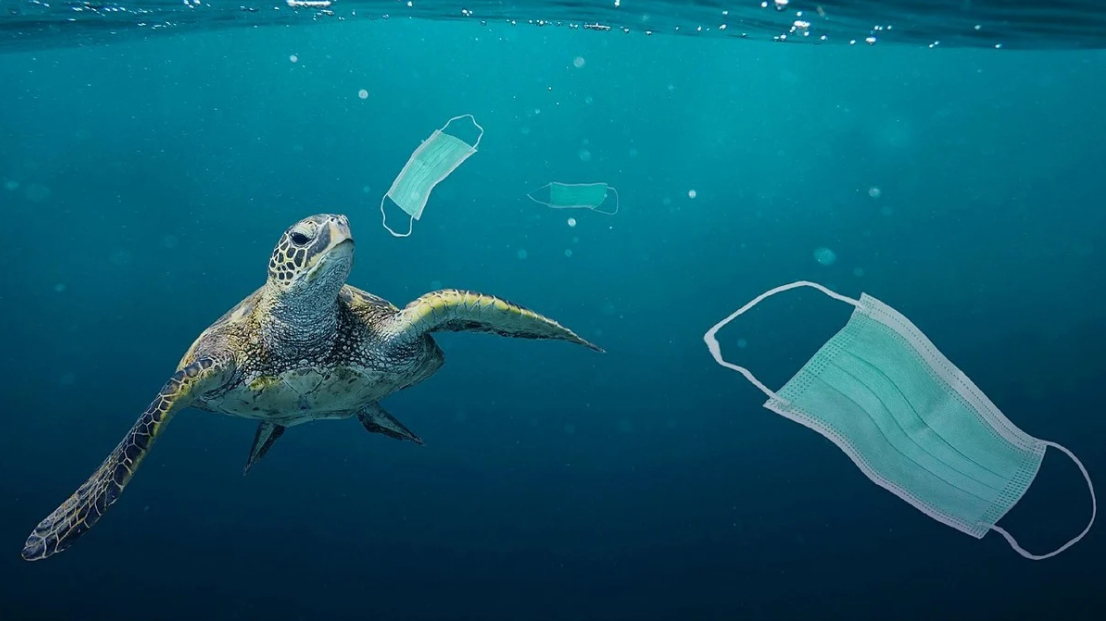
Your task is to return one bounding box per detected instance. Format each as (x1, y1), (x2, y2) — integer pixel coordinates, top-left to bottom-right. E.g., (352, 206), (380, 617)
(704, 280), (1095, 560)
(526, 182), (619, 216)
(379, 114), (485, 237)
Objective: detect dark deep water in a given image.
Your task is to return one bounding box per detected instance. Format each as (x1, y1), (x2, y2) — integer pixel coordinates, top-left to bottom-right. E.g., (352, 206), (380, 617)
(1, 2), (1105, 620)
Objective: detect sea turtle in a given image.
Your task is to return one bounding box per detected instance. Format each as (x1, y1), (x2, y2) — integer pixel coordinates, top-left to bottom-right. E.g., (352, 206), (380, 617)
(22, 213), (601, 561)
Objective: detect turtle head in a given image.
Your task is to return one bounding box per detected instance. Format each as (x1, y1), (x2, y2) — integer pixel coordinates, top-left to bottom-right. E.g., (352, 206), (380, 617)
(266, 214), (354, 300)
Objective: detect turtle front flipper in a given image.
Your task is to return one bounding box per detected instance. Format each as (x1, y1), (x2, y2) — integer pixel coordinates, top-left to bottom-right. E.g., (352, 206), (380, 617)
(381, 289), (603, 352)
(22, 356), (234, 561)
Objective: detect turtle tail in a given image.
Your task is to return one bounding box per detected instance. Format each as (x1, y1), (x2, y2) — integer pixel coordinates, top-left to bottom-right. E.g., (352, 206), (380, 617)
(381, 289), (603, 352)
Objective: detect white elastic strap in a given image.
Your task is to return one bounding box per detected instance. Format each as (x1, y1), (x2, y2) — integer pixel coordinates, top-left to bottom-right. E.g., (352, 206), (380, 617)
(703, 280), (861, 405)
(989, 440), (1096, 560)
(379, 114), (485, 239)
(600, 186), (620, 215)
(380, 202), (415, 238)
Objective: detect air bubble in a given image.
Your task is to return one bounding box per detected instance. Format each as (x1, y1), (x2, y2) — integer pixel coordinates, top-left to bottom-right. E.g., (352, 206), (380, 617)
(358, 89), (369, 99)
(814, 247), (837, 266)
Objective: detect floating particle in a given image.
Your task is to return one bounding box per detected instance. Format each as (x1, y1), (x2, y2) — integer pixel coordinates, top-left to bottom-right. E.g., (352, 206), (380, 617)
(584, 95), (594, 105)
(454, 410), (467, 422)
(517, 249), (528, 260)
(54, 283), (66, 293)
(430, 279), (442, 289)
(109, 248), (133, 266)
(573, 56), (586, 68)
(853, 267), (865, 277)
(24, 183), (51, 203)
(629, 148), (638, 157)
(688, 189), (698, 199)
(358, 89), (369, 99)
(572, 236), (580, 244)
(578, 148), (592, 162)
(563, 422), (576, 434)
(814, 246), (837, 266)
(565, 249), (573, 258)
(362, 185), (372, 193)
(737, 338), (748, 349)
(868, 186), (881, 198)
(289, 54), (299, 63)
(2, 179), (17, 191)
(59, 372), (76, 386)
(162, 234), (179, 249)
(567, 217), (577, 227)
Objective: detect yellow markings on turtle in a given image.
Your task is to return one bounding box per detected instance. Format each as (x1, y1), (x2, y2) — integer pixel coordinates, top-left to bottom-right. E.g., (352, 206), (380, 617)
(248, 375), (282, 392)
(390, 288), (603, 352)
(229, 304), (249, 322)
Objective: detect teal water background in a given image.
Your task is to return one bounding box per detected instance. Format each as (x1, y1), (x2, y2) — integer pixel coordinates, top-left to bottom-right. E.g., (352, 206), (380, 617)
(1, 14), (1105, 621)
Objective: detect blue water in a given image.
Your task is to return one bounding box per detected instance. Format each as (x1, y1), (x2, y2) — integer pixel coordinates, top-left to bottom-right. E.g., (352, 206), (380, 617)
(2, 5), (1105, 621)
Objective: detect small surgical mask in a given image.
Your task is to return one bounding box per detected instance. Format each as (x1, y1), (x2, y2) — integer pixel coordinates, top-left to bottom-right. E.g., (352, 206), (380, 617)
(526, 182), (619, 216)
(380, 114), (485, 237)
(704, 280), (1095, 560)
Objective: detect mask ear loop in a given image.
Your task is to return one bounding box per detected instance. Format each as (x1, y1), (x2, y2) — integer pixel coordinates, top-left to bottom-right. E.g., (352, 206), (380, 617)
(380, 200), (416, 238)
(703, 280), (862, 407)
(379, 114), (485, 239)
(596, 185), (619, 216)
(989, 440), (1096, 560)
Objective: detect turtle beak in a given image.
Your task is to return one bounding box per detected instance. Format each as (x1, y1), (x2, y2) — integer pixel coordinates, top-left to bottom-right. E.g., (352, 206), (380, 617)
(325, 215), (354, 258)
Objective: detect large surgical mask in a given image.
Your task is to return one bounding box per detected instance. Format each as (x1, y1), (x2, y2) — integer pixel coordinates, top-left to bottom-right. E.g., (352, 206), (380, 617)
(704, 280), (1095, 560)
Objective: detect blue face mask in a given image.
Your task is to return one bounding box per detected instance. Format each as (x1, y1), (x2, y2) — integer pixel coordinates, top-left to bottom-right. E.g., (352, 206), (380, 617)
(705, 281), (1095, 560)
(526, 182), (620, 216)
(379, 114), (484, 238)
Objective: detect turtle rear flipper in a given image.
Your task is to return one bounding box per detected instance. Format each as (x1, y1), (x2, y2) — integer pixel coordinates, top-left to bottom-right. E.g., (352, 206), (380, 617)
(243, 422), (286, 476)
(382, 289), (603, 352)
(358, 402), (423, 445)
(22, 356), (233, 561)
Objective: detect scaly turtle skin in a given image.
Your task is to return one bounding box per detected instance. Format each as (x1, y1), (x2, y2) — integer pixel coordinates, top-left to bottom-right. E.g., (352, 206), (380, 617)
(22, 213), (601, 561)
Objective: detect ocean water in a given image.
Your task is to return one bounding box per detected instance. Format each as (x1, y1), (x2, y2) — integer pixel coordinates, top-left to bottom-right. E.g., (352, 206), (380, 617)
(1, 1), (1105, 620)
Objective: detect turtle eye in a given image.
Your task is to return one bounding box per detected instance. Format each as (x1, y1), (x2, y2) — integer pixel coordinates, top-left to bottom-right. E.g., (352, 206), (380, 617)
(290, 231), (310, 245)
